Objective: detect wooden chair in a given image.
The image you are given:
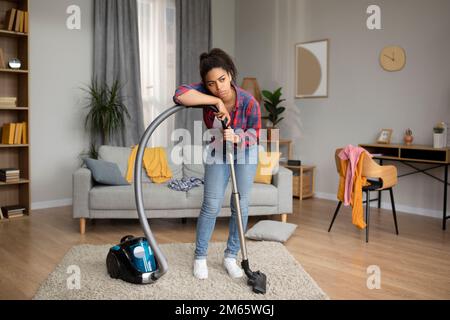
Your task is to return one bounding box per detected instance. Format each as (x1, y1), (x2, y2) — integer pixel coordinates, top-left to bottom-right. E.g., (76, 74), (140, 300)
(328, 148), (399, 242)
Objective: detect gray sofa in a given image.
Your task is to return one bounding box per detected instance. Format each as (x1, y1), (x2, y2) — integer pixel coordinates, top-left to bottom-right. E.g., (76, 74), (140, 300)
(73, 145), (293, 234)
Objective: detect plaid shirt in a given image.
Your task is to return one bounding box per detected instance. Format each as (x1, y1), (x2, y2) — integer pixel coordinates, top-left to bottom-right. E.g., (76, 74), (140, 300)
(173, 82), (261, 149)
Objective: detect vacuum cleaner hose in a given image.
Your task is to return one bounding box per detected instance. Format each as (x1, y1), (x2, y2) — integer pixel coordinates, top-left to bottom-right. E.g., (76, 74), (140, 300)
(134, 105), (219, 280)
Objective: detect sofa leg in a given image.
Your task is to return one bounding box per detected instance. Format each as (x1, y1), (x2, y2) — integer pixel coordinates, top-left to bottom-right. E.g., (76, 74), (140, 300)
(80, 218), (86, 234)
(281, 214), (287, 223)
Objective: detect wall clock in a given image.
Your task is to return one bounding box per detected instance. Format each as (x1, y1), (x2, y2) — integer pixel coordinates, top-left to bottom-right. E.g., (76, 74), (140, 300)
(379, 46), (406, 71)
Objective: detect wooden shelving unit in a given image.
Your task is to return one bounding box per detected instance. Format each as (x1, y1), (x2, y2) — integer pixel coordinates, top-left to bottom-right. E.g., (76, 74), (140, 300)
(0, 0), (30, 220)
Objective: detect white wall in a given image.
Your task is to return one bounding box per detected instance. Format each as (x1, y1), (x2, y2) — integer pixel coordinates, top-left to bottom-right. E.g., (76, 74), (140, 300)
(30, 0), (93, 209)
(235, 0), (450, 218)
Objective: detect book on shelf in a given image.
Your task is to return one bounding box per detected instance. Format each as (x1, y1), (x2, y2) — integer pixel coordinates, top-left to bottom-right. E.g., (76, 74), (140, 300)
(19, 10), (24, 33)
(4, 8), (17, 31)
(0, 178), (20, 183)
(24, 12), (28, 33)
(0, 168), (20, 173)
(21, 122), (27, 143)
(0, 170), (19, 175)
(14, 10), (23, 33)
(1, 205), (26, 219)
(1, 122), (27, 144)
(0, 48), (5, 69)
(2, 123), (15, 144)
(0, 97), (17, 104)
(14, 122), (21, 144)
(0, 168), (20, 183)
(0, 171), (20, 176)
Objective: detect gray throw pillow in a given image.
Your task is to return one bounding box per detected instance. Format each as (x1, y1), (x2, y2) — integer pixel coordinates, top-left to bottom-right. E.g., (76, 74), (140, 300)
(245, 220), (297, 243)
(83, 158), (130, 185)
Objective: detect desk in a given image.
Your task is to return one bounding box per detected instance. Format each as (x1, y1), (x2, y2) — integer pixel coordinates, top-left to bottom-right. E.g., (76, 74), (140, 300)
(359, 143), (450, 230)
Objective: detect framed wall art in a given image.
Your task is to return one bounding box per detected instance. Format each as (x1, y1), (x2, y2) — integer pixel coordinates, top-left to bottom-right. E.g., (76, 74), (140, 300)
(295, 39), (329, 98)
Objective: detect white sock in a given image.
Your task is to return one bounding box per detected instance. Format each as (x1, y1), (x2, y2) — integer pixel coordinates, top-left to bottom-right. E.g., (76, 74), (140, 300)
(223, 257), (244, 278)
(193, 259), (208, 280)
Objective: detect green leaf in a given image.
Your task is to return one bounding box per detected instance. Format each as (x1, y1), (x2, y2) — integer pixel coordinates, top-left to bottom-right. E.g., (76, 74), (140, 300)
(262, 90), (273, 100)
(276, 107), (286, 115)
(273, 117), (284, 126)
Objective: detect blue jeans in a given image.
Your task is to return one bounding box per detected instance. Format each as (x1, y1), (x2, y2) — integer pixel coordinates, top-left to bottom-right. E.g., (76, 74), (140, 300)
(195, 145), (258, 260)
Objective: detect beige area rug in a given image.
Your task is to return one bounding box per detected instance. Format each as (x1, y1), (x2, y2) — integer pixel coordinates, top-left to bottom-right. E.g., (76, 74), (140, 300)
(33, 241), (328, 300)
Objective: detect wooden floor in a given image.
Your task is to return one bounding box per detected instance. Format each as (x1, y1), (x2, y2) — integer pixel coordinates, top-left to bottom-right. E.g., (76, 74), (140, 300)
(0, 198), (449, 300)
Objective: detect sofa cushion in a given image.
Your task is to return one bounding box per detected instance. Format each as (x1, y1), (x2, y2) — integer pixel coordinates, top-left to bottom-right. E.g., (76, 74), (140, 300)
(90, 183), (191, 210)
(245, 220), (297, 243)
(98, 145), (130, 177)
(186, 182), (278, 208)
(90, 179), (278, 211)
(254, 151), (281, 184)
(83, 158), (130, 185)
(98, 145), (183, 183)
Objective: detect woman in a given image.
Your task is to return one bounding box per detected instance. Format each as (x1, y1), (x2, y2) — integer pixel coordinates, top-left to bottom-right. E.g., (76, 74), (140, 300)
(173, 48), (261, 280)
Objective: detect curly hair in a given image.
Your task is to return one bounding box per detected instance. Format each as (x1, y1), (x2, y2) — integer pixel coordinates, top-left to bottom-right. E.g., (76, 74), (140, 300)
(199, 48), (238, 84)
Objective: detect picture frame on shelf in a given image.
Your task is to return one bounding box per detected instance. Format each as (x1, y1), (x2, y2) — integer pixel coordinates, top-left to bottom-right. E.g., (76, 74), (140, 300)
(377, 129), (393, 144)
(295, 39), (329, 98)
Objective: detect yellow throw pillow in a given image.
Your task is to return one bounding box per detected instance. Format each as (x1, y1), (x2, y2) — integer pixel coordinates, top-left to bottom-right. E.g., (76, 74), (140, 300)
(254, 151), (281, 184)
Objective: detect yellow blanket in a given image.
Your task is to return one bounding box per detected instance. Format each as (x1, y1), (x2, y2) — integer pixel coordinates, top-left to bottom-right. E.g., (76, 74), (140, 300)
(126, 145), (172, 184)
(337, 153), (369, 229)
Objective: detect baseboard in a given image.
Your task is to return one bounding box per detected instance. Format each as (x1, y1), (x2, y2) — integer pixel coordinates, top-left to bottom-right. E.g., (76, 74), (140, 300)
(314, 192), (443, 219)
(31, 198), (72, 210)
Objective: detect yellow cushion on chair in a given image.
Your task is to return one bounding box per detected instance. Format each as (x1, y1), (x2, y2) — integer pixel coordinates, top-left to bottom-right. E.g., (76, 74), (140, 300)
(253, 151), (281, 184)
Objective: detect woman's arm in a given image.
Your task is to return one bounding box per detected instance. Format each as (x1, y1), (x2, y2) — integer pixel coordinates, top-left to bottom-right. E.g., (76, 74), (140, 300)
(176, 89), (221, 107)
(173, 83), (231, 126)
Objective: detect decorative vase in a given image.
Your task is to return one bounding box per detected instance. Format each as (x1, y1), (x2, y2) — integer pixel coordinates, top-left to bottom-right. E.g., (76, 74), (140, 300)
(433, 133), (445, 148)
(403, 135), (413, 145)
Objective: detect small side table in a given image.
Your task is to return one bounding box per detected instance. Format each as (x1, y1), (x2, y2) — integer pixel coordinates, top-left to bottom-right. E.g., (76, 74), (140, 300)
(260, 139), (292, 160)
(281, 164), (316, 200)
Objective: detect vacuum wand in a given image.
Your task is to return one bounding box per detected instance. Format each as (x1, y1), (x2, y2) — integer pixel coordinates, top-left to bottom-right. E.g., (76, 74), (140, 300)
(216, 109), (267, 295)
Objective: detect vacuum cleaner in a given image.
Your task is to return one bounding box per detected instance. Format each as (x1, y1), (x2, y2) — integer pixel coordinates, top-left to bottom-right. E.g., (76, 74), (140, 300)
(106, 105), (267, 294)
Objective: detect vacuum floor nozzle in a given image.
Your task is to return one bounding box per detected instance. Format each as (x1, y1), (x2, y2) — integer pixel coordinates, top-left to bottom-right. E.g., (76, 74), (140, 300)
(242, 259), (267, 294)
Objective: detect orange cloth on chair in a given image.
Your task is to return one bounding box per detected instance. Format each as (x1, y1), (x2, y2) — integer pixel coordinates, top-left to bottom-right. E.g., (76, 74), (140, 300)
(337, 152), (369, 229)
(126, 145), (172, 184)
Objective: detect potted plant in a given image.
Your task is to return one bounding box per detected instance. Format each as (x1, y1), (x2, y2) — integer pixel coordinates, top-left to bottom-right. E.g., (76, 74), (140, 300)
(81, 79), (130, 158)
(261, 87), (286, 140)
(433, 124), (445, 149)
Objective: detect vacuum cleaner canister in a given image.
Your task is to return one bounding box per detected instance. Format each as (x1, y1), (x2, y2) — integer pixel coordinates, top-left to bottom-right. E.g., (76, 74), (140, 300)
(107, 235), (159, 284)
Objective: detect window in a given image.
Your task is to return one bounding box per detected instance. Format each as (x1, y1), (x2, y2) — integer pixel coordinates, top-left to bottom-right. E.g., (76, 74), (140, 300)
(138, 0), (176, 147)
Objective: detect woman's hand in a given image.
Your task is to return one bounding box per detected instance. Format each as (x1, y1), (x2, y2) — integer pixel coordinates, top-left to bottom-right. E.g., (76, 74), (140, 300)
(214, 99), (231, 127)
(223, 128), (240, 144)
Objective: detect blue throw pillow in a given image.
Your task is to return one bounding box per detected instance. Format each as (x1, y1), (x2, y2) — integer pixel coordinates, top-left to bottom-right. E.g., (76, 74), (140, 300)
(83, 158), (130, 185)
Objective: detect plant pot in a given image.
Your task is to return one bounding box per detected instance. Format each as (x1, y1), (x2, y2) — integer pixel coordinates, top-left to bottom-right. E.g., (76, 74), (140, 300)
(265, 119), (273, 129)
(267, 127), (279, 141)
(433, 133), (445, 148)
